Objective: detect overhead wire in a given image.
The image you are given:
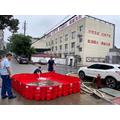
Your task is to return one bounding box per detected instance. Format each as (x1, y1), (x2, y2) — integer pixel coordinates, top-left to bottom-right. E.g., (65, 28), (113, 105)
(44, 15), (72, 34)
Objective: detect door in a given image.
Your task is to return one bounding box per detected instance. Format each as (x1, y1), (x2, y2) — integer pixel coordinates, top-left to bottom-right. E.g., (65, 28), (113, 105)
(69, 59), (73, 66)
(94, 64), (114, 79)
(85, 64), (101, 77)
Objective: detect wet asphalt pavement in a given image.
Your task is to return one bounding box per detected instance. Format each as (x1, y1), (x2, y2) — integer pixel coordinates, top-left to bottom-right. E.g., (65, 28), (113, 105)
(10, 59), (78, 75)
(0, 59), (111, 105)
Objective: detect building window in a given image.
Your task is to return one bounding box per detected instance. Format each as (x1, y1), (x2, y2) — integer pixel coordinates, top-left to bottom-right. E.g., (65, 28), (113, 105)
(72, 31), (76, 39)
(51, 47), (54, 51)
(51, 40), (54, 44)
(46, 42), (48, 46)
(71, 42), (75, 48)
(60, 45), (62, 50)
(79, 37), (82, 42)
(79, 25), (83, 31)
(79, 47), (82, 51)
(59, 53), (62, 58)
(60, 36), (62, 43)
(55, 38), (57, 44)
(65, 34), (68, 41)
(49, 42), (50, 46)
(55, 46), (57, 51)
(64, 54), (67, 58)
(65, 44), (68, 50)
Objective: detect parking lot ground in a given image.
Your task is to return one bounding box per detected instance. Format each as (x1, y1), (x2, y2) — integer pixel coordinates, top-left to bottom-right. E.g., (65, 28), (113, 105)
(0, 60), (112, 105)
(0, 89), (111, 105)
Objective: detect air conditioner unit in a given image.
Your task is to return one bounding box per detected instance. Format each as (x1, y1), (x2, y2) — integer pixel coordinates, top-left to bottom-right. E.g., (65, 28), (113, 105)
(77, 44), (80, 48)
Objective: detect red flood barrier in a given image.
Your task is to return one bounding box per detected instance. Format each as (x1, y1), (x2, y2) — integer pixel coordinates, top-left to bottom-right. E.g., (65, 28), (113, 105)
(11, 72), (81, 101)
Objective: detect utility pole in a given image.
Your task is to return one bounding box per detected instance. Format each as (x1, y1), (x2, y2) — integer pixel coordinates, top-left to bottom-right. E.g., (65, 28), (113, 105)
(24, 20), (26, 36)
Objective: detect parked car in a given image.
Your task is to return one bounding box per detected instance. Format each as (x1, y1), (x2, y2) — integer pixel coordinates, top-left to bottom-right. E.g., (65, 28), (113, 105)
(17, 56), (29, 64)
(39, 59), (48, 65)
(78, 63), (120, 89)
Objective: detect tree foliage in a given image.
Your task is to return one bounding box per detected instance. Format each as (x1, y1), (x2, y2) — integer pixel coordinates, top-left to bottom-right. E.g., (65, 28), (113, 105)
(0, 15), (19, 33)
(6, 42), (11, 52)
(0, 50), (6, 56)
(9, 34), (36, 58)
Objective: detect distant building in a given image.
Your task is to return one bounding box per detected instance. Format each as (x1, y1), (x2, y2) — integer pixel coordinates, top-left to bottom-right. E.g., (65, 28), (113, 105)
(32, 37), (50, 53)
(106, 47), (120, 64)
(32, 15), (115, 66)
(0, 30), (4, 50)
(31, 38), (40, 44)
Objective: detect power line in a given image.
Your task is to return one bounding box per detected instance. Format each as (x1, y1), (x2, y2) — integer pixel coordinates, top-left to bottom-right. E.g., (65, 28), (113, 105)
(45, 15), (71, 34)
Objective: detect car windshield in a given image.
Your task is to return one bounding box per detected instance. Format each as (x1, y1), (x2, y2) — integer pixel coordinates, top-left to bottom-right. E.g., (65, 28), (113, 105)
(88, 64), (114, 70)
(118, 67), (120, 69)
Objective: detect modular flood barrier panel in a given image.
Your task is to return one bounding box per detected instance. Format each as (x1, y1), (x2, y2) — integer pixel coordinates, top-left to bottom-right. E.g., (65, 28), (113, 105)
(11, 72), (81, 101)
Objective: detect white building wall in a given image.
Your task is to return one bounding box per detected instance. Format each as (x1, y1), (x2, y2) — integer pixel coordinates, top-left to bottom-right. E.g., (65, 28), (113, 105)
(32, 15), (114, 66)
(31, 56), (66, 65)
(83, 17), (114, 66)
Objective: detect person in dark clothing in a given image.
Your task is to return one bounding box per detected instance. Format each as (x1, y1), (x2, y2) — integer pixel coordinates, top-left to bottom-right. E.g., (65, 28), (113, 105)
(48, 57), (55, 72)
(34, 66), (42, 74)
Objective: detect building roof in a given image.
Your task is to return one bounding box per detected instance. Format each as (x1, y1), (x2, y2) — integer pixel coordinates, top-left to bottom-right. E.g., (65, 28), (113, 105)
(85, 15), (115, 26)
(32, 15), (115, 45)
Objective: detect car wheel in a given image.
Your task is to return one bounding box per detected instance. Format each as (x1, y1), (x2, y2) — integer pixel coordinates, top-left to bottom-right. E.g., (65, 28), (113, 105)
(79, 71), (85, 80)
(105, 77), (117, 89)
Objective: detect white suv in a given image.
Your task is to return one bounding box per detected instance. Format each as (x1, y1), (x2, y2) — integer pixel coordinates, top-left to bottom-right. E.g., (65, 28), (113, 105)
(78, 63), (120, 89)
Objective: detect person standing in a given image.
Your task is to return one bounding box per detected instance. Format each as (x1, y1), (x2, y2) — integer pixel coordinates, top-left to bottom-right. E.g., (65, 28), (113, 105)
(0, 56), (2, 68)
(0, 56), (3, 86)
(0, 56), (2, 62)
(0, 53), (16, 99)
(48, 56), (55, 72)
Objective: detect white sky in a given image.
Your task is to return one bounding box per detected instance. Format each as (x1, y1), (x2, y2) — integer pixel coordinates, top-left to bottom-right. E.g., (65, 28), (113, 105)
(4, 15), (120, 47)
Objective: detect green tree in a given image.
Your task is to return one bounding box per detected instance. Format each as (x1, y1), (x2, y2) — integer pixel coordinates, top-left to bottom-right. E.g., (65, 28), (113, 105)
(0, 15), (19, 33)
(6, 42), (11, 52)
(0, 50), (6, 56)
(9, 34), (36, 60)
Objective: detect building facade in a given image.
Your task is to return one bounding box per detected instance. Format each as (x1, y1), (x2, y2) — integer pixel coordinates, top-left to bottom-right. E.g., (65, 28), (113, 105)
(0, 30), (4, 50)
(32, 15), (115, 66)
(105, 47), (120, 64)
